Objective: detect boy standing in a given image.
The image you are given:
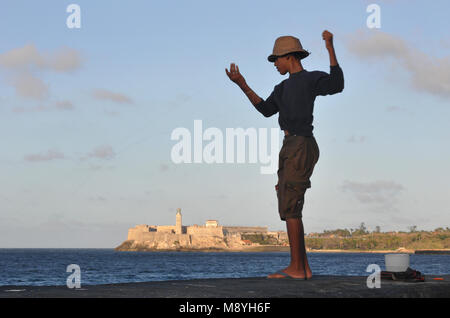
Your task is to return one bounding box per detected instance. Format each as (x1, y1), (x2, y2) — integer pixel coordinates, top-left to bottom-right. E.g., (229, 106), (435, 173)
(226, 30), (344, 279)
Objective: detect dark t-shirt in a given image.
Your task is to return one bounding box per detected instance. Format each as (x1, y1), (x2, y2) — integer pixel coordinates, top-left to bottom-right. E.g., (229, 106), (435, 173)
(254, 64), (344, 136)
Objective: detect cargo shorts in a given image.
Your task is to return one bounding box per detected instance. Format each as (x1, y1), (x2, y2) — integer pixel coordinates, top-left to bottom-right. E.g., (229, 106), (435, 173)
(276, 135), (320, 221)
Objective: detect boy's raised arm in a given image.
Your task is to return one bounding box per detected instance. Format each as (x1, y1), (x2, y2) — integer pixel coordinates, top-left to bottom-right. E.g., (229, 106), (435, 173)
(225, 63), (262, 106)
(314, 30), (344, 96)
(322, 30), (338, 66)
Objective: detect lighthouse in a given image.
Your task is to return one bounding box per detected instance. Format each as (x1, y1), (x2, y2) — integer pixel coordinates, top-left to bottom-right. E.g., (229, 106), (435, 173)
(175, 208), (182, 234)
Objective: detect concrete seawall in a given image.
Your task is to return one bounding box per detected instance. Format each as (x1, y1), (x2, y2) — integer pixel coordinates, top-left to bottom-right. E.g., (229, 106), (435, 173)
(1, 275), (449, 298)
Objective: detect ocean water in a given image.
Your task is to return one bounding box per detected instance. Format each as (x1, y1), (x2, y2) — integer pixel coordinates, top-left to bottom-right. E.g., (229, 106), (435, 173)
(0, 249), (449, 286)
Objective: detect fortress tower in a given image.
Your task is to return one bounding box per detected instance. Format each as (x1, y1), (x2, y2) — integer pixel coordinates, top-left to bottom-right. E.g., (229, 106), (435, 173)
(175, 208), (182, 234)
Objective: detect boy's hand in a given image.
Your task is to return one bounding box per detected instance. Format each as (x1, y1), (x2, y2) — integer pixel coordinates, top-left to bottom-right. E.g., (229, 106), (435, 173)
(226, 63), (246, 87)
(322, 30), (334, 50)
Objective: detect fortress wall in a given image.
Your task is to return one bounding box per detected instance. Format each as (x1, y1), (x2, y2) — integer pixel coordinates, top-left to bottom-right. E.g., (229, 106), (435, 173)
(128, 228), (137, 241)
(129, 231), (228, 249)
(128, 224), (160, 240)
(128, 224), (225, 244)
(128, 229), (146, 242)
(190, 233), (228, 248)
(156, 225), (176, 233)
(128, 226), (150, 240)
(186, 226), (224, 237)
(131, 232), (192, 247)
(135, 224), (150, 230)
(268, 231), (288, 241)
(223, 226), (268, 234)
(278, 232), (288, 241)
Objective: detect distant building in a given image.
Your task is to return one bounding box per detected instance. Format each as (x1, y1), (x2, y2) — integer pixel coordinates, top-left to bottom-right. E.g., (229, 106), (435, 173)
(205, 220), (219, 228)
(125, 208), (273, 250)
(175, 208), (182, 234)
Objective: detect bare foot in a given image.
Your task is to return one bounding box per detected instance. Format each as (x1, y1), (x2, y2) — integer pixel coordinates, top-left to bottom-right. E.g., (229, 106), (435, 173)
(267, 266), (313, 279)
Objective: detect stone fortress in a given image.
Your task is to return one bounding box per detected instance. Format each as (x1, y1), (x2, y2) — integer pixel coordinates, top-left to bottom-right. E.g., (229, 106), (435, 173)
(116, 208), (288, 251)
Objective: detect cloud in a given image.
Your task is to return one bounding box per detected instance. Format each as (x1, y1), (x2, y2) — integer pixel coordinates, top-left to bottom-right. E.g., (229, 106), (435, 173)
(92, 89), (133, 104)
(24, 149), (65, 162)
(77, 145), (116, 162)
(12, 100), (74, 113)
(45, 46), (83, 72)
(340, 180), (404, 210)
(345, 29), (450, 98)
(0, 43), (82, 72)
(8, 71), (49, 100)
(0, 43), (82, 100)
(345, 30), (408, 58)
(87, 145), (115, 160)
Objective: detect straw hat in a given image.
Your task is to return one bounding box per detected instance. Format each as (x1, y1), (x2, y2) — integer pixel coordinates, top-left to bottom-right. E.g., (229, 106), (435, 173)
(268, 36), (310, 62)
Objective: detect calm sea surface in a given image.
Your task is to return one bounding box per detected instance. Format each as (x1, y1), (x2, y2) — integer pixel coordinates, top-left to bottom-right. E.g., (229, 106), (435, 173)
(0, 249), (449, 286)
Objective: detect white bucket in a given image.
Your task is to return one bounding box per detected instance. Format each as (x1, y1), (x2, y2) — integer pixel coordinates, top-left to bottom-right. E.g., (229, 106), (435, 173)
(385, 253), (410, 272)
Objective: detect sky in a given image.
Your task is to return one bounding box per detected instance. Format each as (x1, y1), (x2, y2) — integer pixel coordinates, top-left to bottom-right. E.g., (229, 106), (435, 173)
(0, 0), (449, 247)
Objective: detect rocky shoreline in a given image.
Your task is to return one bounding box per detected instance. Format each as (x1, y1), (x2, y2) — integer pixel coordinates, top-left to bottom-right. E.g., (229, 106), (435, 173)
(115, 241), (290, 252)
(116, 241), (450, 254)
